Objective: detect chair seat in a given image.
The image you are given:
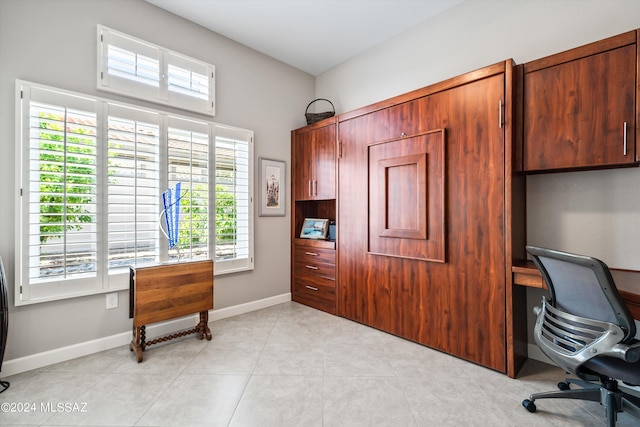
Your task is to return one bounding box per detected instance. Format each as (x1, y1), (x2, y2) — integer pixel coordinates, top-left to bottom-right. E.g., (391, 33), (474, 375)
(582, 355), (640, 386)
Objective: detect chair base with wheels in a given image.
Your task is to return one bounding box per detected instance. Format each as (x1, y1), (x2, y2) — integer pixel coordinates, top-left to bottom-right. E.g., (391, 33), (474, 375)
(523, 376), (640, 426)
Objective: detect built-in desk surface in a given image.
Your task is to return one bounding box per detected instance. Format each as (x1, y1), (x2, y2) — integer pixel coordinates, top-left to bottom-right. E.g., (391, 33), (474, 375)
(512, 260), (640, 319)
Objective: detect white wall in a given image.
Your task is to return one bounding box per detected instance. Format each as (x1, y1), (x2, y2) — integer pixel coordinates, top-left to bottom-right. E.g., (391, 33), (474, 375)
(317, 0), (640, 270)
(0, 0), (314, 365)
(316, 0), (640, 358)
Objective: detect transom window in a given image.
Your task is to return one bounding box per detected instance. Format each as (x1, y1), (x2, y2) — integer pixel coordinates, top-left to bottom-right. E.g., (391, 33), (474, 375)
(97, 25), (215, 116)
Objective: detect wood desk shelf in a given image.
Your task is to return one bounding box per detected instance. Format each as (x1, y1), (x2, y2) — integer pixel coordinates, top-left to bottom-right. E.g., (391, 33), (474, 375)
(129, 259), (214, 362)
(512, 261), (640, 318)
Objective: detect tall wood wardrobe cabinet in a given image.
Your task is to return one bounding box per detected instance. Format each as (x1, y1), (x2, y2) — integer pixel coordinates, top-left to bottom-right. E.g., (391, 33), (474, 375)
(291, 61), (525, 374)
(291, 119), (337, 315)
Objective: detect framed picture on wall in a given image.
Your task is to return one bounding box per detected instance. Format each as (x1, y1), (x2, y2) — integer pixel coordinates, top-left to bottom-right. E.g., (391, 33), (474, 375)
(258, 158), (286, 216)
(300, 218), (329, 239)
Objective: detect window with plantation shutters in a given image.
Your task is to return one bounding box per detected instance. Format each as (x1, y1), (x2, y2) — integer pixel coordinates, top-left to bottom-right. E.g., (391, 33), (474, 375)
(18, 85), (100, 302)
(167, 117), (210, 262)
(16, 81), (253, 305)
(107, 105), (161, 272)
(29, 101), (98, 280)
(97, 25), (215, 116)
(214, 126), (253, 274)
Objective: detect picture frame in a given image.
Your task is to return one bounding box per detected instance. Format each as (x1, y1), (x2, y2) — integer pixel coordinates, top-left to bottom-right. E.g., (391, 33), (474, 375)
(300, 218), (329, 239)
(258, 158), (286, 217)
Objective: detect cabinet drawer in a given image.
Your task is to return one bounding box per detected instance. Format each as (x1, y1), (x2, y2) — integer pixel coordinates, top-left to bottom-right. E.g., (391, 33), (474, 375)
(294, 270), (336, 289)
(295, 259), (335, 279)
(295, 246), (335, 265)
(293, 275), (336, 313)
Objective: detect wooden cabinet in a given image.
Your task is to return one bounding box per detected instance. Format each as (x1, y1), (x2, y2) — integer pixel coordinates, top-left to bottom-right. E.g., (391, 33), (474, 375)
(337, 61), (521, 373)
(292, 120), (336, 201)
(291, 239), (336, 314)
(291, 117), (338, 314)
(520, 30), (638, 172)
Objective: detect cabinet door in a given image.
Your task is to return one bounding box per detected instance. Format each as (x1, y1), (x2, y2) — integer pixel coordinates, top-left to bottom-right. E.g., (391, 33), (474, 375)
(292, 122), (336, 201)
(292, 129), (315, 201)
(523, 43), (636, 171)
(312, 124), (336, 200)
(338, 72), (507, 372)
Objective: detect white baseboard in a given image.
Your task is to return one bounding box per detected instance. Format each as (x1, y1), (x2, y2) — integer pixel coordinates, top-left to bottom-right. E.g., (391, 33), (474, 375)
(1, 293), (291, 378)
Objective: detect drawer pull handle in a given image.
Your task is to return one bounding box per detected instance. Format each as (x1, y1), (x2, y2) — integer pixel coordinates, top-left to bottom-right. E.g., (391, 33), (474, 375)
(305, 265), (319, 270)
(623, 121), (628, 156)
(305, 251), (319, 256)
(305, 285), (319, 291)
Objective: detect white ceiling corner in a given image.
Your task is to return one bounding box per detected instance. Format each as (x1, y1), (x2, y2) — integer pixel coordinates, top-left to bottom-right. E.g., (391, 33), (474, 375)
(145, 0), (464, 75)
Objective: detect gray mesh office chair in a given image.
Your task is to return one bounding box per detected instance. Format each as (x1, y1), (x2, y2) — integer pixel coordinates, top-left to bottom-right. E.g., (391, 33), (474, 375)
(522, 246), (640, 427)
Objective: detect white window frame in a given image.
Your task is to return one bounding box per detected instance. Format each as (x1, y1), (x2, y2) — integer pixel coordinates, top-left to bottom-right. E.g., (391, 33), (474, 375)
(97, 25), (215, 116)
(16, 80), (252, 306)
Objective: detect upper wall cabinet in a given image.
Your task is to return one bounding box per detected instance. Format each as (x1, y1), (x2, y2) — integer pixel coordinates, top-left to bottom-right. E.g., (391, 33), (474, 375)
(519, 30), (638, 172)
(292, 120), (336, 201)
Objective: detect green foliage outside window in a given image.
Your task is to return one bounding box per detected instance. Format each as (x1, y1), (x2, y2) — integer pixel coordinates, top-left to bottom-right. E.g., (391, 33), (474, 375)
(38, 115), (96, 244)
(37, 113), (237, 255)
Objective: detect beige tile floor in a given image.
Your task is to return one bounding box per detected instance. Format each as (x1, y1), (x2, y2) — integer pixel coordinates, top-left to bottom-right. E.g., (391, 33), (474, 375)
(1, 301), (638, 426)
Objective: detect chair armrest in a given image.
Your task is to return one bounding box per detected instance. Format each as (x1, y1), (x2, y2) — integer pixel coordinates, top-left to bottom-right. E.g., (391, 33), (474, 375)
(625, 341), (640, 363)
(609, 341), (640, 363)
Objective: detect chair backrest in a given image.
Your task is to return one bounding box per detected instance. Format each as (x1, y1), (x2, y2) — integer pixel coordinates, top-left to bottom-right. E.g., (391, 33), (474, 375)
(526, 246), (636, 342)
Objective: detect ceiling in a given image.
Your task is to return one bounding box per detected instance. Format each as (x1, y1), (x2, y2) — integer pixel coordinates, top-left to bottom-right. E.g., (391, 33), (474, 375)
(145, 0), (463, 75)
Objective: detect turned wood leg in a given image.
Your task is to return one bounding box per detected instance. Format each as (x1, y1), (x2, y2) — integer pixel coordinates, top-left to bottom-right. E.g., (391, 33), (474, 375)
(130, 325), (144, 363)
(199, 311), (212, 340)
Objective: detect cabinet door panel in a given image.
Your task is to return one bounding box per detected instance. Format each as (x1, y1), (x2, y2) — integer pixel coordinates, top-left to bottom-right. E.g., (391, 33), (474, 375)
(524, 44), (636, 171)
(313, 124), (336, 200)
(338, 73), (507, 372)
(292, 130), (315, 200)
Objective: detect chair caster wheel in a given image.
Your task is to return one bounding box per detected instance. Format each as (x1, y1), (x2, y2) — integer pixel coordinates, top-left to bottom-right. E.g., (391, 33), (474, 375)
(558, 382), (570, 391)
(522, 399), (537, 413)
